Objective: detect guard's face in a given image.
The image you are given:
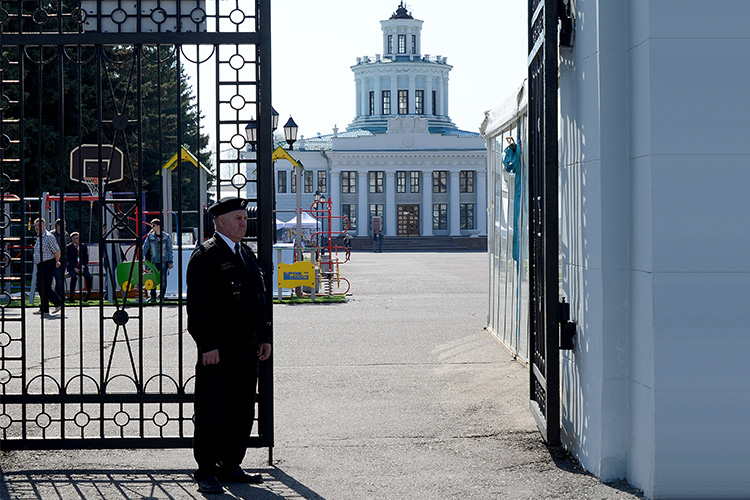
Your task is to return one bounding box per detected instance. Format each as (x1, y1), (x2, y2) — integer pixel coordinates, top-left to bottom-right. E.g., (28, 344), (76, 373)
(216, 209), (247, 243)
(72, 234), (80, 246)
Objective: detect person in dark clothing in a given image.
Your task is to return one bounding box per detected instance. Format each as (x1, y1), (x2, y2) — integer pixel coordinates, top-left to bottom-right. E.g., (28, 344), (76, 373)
(186, 197), (272, 494)
(66, 232), (93, 302)
(52, 218), (71, 301)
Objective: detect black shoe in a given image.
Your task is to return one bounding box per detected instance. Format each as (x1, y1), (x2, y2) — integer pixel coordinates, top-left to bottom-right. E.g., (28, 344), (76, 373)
(197, 475), (223, 494)
(82, 293), (90, 302)
(217, 466), (262, 484)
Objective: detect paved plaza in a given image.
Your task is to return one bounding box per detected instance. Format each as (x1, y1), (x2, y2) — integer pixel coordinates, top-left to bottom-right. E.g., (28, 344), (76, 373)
(0, 252), (643, 499)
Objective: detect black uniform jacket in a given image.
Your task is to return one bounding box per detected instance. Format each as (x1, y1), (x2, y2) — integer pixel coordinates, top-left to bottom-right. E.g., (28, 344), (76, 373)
(66, 242), (89, 274)
(186, 235), (270, 354)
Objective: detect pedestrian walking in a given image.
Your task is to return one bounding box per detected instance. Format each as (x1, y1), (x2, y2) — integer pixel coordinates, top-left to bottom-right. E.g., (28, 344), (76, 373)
(32, 218), (62, 315)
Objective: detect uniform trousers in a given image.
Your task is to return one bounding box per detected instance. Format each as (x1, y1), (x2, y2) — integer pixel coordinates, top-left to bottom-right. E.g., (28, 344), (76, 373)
(193, 345), (258, 480)
(36, 259), (62, 313)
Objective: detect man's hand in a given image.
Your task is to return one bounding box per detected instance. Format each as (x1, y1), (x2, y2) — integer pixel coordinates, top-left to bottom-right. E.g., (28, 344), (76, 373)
(257, 343), (272, 361)
(202, 349), (220, 365)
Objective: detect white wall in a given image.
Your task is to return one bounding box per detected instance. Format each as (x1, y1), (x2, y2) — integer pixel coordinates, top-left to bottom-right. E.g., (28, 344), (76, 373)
(560, 1), (750, 498)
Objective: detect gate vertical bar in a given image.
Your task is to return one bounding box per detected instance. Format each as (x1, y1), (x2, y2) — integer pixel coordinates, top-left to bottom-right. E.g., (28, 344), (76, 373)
(256, 0), (275, 463)
(527, 0), (560, 445)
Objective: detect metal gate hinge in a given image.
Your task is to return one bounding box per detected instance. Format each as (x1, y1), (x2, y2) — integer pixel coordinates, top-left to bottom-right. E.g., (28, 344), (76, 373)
(558, 297), (576, 350)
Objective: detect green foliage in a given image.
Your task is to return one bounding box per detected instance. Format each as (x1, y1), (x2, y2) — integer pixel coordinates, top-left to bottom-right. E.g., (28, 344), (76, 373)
(1, 41), (213, 231)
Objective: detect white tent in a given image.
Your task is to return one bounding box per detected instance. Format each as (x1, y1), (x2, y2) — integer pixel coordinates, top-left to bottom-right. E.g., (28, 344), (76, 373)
(282, 212), (318, 229)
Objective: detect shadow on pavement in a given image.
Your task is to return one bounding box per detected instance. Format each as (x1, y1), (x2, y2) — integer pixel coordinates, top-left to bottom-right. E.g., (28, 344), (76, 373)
(0, 466), (328, 500)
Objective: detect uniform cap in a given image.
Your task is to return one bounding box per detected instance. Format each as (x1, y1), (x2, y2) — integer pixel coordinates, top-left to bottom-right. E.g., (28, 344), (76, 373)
(208, 197), (248, 216)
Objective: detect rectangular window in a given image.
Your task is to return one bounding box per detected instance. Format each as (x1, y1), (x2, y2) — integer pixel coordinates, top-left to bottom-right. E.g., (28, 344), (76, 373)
(398, 90), (408, 115)
(433, 204), (447, 230)
(432, 171), (447, 193)
(410, 171), (420, 193)
(460, 203), (475, 230)
(459, 170), (475, 193)
(398, 34), (406, 54)
(342, 204), (357, 231)
(396, 171), (406, 193)
(382, 90), (391, 115)
(432, 90), (437, 115)
(415, 89), (424, 114)
(368, 91), (375, 116)
(317, 171), (327, 193)
(342, 171), (357, 194)
(291, 169), (297, 193)
(387, 35), (393, 54)
(369, 171), (384, 193)
(277, 171), (287, 193)
(304, 170), (314, 193)
(412, 34), (417, 54)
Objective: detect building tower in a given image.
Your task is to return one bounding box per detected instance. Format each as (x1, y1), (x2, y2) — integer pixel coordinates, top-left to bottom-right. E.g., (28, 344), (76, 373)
(347, 2), (457, 134)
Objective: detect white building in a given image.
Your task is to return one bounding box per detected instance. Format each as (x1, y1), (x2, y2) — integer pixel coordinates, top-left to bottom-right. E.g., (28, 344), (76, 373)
(269, 3), (487, 248)
(484, 2), (750, 498)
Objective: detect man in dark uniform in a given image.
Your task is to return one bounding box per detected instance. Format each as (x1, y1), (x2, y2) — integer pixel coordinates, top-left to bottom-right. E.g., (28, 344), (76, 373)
(186, 197), (272, 494)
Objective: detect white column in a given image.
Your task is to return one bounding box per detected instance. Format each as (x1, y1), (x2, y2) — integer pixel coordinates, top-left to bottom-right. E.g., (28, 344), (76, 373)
(375, 78), (382, 115)
(392, 76), (399, 112)
(357, 170), (369, 237)
(426, 75), (433, 116)
(422, 170), (433, 236)
(385, 171), (396, 236)
(476, 170), (487, 235)
(449, 170), (461, 236)
(409, 76), (416, 114)
(330, 170), (341, 233)
(355, 78), (362, 117)
(443, 78), (450, 118)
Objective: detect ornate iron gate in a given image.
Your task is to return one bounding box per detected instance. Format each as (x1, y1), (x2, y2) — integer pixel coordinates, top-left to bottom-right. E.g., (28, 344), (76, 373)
(527, 0), (560, 445)
(0, 0), (275, 454)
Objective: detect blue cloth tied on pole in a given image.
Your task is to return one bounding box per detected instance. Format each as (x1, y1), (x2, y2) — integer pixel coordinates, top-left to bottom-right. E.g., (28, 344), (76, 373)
(502, 143), (522, 262)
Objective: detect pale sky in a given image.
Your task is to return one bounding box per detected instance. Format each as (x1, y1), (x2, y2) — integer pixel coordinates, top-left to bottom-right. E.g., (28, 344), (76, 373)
(271, 0), (528, 139)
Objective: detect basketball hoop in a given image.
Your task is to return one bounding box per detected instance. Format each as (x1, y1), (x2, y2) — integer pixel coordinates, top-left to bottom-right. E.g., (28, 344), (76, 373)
(82, 178), (99, 196)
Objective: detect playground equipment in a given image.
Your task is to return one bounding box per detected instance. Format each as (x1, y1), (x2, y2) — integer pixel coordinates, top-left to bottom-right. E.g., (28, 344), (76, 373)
(307, 197), (351, 297)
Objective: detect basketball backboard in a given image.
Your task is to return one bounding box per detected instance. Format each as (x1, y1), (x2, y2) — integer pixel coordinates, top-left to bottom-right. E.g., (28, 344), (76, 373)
(69, 144), (124, 185)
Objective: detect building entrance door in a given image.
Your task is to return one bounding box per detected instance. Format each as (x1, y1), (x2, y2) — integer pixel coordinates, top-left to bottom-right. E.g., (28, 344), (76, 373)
(397, 205), (420, 236)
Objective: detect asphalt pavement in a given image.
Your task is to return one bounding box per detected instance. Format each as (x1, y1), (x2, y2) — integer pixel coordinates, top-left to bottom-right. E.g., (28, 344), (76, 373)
(0, 251), (644, 499)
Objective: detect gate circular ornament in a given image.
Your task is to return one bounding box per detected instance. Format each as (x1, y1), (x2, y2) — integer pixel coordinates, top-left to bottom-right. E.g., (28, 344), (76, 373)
(0, 95), (10, 111)
(35, 412), (51, 429)
(0, 368), (10, 384)
(0, 8), (8, 25)
(231, 173), (247, 189)
(229, 9), (246, 25)
(153, 411), (169, 427)
(0, 55), (8, 72)
(190, 7), (207, 24)
(32, 8), (48, 25)
(113, 310), (129, 326)
(74, 411), (90, 428)
(0, 331), (11, 347)
(112, 113), (128, 131)
(0, 292), (10, 308)
(0, 413), (11, 429)
(114, 411), (130, 427)
(111, 8), (128, 25)
(150, 7), (167, 25)
(229, 54), (246, 70)
(0, 135), (10, 150)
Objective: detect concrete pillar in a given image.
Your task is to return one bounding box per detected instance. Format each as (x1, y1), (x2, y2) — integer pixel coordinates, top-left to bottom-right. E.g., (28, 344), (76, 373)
(476, 170), (487, 235)
(449, 170), (460, 236)
(330, 170), (341, 233)
(422, 170), (433, 236)
(385, 171), (396, 236)
(357, 170), (368, 237)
